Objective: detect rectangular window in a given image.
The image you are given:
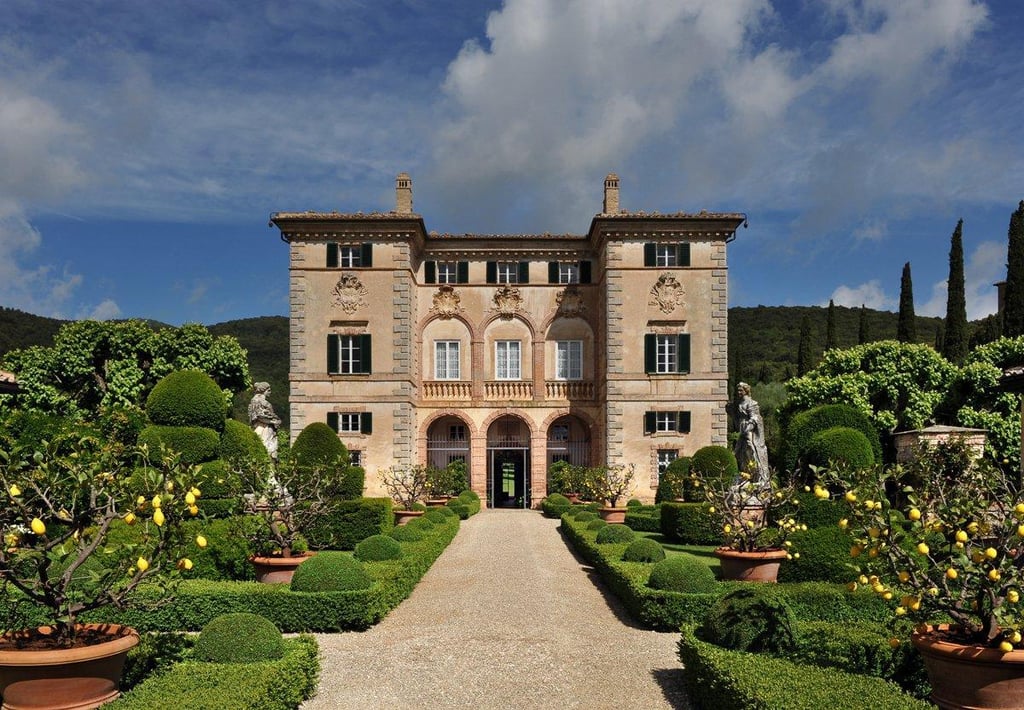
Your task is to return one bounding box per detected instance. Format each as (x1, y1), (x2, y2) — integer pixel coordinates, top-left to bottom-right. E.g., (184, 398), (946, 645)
(656, 244), (677, 267)
(555, 341), (583, 380)
(328, 334), (372, 374)
(437, 262), (459, 284)
(339, 413), (362, 433)
(497, 262), (519, 284)
(449, 424), (466, 441)
(644, 333), (690, 374)
(339, 246), (362, 267)
(434, 341), (460, 380)
(657, 449), (679, 475)
(327, 411), (372, 435)
(349, 450), (363, 466)
(558, 263), (579, 284)
(644, 411), (692, 434)
(495, 340), (521, 380)
(643, 243), (690, 268)
(657, 412), (678, 432)
(656, 335), (677, 374)
(551, 424), (569, 441)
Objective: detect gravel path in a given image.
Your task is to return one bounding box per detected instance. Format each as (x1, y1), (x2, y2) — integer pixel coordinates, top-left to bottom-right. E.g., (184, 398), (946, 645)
(302, 509), (690, 709)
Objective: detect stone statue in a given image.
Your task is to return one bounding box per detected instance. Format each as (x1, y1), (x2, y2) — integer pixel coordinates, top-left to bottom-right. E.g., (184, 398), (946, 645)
(731, 382), (771, 503)
(249, 382), (282, 461)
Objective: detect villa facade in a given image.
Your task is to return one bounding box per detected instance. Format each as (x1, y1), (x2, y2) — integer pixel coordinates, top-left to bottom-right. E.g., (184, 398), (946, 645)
(270, 174), (744, 506)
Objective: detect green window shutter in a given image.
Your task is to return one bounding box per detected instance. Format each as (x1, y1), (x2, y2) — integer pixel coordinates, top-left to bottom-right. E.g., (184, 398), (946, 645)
(644, 334), (657, 373)
(548, 262), (559, 283)
(579, 260), (592, 283)
(457, 261), (469, 283)
(327, 334), (339, 374)
(518, 261), (530, 284)
(361, 412), (373, 434)
(678, 411), (692, 433)
(486, 261), (497, 284)
(677, 334), (691, 373)
(678, 243), (691, 267)
(327, 412), (339, 432)
(360, 334), (372, 374)
(425, 261), (437, 284)
(644, 412), (656, 434)
(643, 243), (656, 267)
(327, 242), (338, 268)
(361, 243), (373, 267)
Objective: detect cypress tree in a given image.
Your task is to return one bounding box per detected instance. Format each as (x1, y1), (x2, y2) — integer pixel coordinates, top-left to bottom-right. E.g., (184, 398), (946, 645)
(797, 315), (813, 376)
(934, 322), (945, 352)
(826, 299), (837, 350)
(1004, 201), (1024, 337)
(858, 304), (869, 344)
(897, 262), (917, 343)
(942, 219), (968, 362)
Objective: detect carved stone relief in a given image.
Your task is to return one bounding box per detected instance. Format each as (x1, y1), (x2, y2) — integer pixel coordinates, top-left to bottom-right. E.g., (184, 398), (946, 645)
(556, 286), (586, 317)
(649, 274), (685, 314)
(331, 274), (368, 314)
(430, 285), (464, 319)
(491, 286), (524, 319)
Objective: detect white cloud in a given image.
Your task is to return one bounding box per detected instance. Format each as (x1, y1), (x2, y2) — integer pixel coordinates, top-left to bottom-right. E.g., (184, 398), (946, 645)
(919, 279), (948, 319)
(830, 280), (894, 311)
(917, 239), (1003, 320)
(84, 299), (123, 321)
(0, 205), (84, 318)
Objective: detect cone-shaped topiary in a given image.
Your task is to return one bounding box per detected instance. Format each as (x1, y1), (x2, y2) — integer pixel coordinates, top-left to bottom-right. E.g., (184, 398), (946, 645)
(595, 524), (635, 544)
(146, 370), (228, 432)
(354, 534), (403, 561)
(193, 613), (284, 663)
(622, 537), (666, 563)
(647, 553), (716, 593)
(290, 552), (373, 592)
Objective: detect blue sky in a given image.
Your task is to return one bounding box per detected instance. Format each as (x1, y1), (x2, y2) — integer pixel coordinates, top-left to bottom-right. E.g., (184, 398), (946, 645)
(1, 0), (1022, 325)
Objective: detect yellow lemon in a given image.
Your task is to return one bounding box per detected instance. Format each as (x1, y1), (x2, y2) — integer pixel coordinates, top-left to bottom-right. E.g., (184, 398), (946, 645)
(814, 486), (829, 500)
(793, 553), (800, 559)
(838, 518), (848, 530)
(990, 569), (1002, 582)
(928, 587), (939, 596)
(707, 506), (715, 513)
(898, 570), (910, 583)
(185, 492), (196, 506)
(895, 606), (906, 616)
(850, 545), (863, 558)
(882, 591), (893, 600)
(848, 582), (858, 592)
(30, 518), (46, 535)
(1009, 590), (1021, 603)
(1018, 524), (1024, 538)
(723, 524), (732, 534)
(908, 508), (921, 521)
(123, 512), (137, 525)
(858, 574), (869, 585)
(151, 495), (162, 509)
(909, 598), (921, 611)
(1016, 503), (1024, 516)
(137, 495), (147, 507)
(917, 542), (930, 556)
(196, 535), (207, 548)
(947, 568), (958, 580)
(864, 499), (874, 509)
(845, 491), (857, 503)
(153, 509), (165, 527)
(190, 487), (201, 498)
(165, 481), (174, 492)
(873, 582), (886, 594)
(177, 558), (193, 571)
(189, 505), (199, 516)
(8, 485), (21, 497)
(986, 547), (998, 560)
(968, 521), (980, 534)
(1001, 641), (1014, 653)
(136, 557), (149, 572)
(1013, 632), (1023, 644)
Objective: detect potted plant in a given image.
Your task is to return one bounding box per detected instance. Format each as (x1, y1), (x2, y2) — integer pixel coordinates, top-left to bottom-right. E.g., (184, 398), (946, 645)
(589, 464), (636, 523)
(380, 464), (430, 525)
(424, 460), (466, 506)
(0, 431), (203, 709)
(692, 462), (804, 582)
(825, 438), (1024, 709)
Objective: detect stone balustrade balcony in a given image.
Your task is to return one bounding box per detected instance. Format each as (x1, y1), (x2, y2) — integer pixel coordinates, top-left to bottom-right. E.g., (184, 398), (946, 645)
(422, 381), (473, 400)
(484, 380), (533, 400)
(544, 380), (595, 400)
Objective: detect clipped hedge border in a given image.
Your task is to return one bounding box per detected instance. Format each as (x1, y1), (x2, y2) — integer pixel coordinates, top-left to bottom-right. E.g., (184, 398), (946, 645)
(108, 636), (319, 710)
(660, 502), (723, 545)
(304, 498), (394, 550)
(559, 514), (889, 631)
(677, 625), (930, 710)
(624, 505), (660, 533)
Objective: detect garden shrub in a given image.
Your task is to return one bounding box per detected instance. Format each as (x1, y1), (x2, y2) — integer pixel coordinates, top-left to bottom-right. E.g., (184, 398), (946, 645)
(625, 505), (661, 533)
(660, 502), (723, 545)
(290, 552), (373, 593)
(792, 490), (846, 529)
(656, 457), (690, 503)
(647, 553), (717, 593)
(407, 516), (435, 531)
(411, 502), (428, 512)
(388, 525), (425, 542)
(804, 426), (875, 471)
(783, 403), (881, 475)
(433, 505), (457, 518)
(354, 534), (403, 562)
(777, 525), (855, 583)
(339, 465), (366, 500)
(291, 422), (348, 470)
(137, 425), (219, 464)
(146, 370), (227, 431)
(447, 500), (470, 519)
(627, 498), (643, 507)
(457, 489), (481, 516)
(689, 445), (738, 480)
(120, 632), (193, 691)
(573, 511), (598, 523)
(99, 405), (148, 448)
(218, 418), (270, 466)
(303, 498), (393, 550)
(194, 458), (242, 499)
(185, 516), (260, 581)
(424, 510), (449, 525)
(699, 586), (797, 654)
(595, 524), (635, 544)
(541, 493), (571, 518)
(586, 519), (607, 531)
(193, 612), (284, 663)
(622, 538), (666, 563)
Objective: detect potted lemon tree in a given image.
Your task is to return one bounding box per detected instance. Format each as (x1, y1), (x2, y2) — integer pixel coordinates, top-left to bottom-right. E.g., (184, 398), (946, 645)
(0, 430), (203, 709)
(380, 464), (430, 525)
(589, 464), (636, 523)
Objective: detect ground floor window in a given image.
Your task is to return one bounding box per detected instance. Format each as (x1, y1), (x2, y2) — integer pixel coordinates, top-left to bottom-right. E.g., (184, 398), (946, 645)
(657, 449), (679, 476)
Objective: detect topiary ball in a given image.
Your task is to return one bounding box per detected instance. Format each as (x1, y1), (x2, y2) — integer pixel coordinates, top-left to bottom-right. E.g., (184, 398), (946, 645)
(595, 524), (636, 544)
(647, 554), (717, 593)
(690, 445), (739, 481)
(626, 499), (643, 508)
(622, 538), (666, 563)
(388, 525), (425, 542)
(586, 519), (608, 532)
(458, 489), (480, 502)
(433, 506), (458, 518)
(146, 370), (228, 431)
(193, 613), (284, 663)
(218, 418), (270, 466)
(424, 510), (449, 525)
(573, 511), (598, 523)
(290, 552), (373, 592)
(546, 493), (570, 506)
(698, 586), (798, 654)
(804, 426), (875, 471)
(447, 501), (470, 519)
(291, 422), (348, 470)
(407, 516), (435, 531)
(354, 534), (403, 561)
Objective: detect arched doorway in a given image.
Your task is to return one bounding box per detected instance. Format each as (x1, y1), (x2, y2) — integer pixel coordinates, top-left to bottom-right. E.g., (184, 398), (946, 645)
(546, 415), (591, 469)
(426, 415), (471, 480)
(486, 415), (531, 509)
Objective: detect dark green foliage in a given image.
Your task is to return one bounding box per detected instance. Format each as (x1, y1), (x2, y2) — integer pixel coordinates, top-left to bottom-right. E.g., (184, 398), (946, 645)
(446, 500), (470, 519)
(457, 489), (481, 515)
(624, 506), (661, 533)
(146, 370), (227, 431)
(777, 526), (855, 583)
(290, 552), (373, 592)
(859, 304), (870, 344)
(782, 403), (881, 475)
(137, 425), (219, 464)
(826, 299), (837, 350)
(194, 458), (242, 499)
(689, 445), (738, 480)
(573, 511), (599, 523)
(595, 524), (636, 544)
(433, 505), (458, 518)
(209, 316), (290, 430)
(291, 422), (348, 470)
(622, 538), (666, 563)
(699, 587), (797, 654)
(797, 314), (814, 375)
(411, 502), (428, 512)
(1, 409), (68, 450)
(406, 516), (435, 532)
(193, 613), (284, 663)
(660, 502), (723, 545)
(647, 554), (717, 593)
(303, 498), (393, 550)
(541, 493), (572, 518)
(898, 262), (917, 343)
(626, 498), (643, 507)
(424, 510), (449, 524)
(1004, 201), (1024, 337)
(354, 534), (403, 562)
(339, 465), (365, 499)
(388, 525), (424, 542)
(586, 519), (607, 531)
(656, 456), (690, 503)
(120, 632), (193, 692)
(99, 405), (148, 448)
(218, 418), (269, 466)
(803, 426), (875, 470)
(791, 491), (846, 529)
(186, 516), (260, 581)
(943, 219), (969, 363)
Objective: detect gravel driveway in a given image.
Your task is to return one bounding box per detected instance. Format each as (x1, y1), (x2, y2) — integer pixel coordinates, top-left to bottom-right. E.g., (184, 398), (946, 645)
(302, 509), (691, 709)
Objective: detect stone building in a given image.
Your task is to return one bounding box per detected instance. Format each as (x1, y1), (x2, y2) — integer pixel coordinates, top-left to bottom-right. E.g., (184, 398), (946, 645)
(270, 174), (744, 506)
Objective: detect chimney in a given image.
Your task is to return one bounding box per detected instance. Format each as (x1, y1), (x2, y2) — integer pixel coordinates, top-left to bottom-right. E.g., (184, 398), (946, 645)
(395, 172), (413, 214)
(603, 173), (620, 214)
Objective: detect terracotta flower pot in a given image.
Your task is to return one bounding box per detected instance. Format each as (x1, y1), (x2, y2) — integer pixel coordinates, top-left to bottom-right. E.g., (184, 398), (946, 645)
(563, 493), (581, 504)
(0, 623), (140, 710)
(249, 552), (315, 584)
(598, 507), (628, 524)
(714, 547), (787, 582)
(912, 624), (1024, 710)
(424, 499), (448, 508)
(394, 510), (425, 526)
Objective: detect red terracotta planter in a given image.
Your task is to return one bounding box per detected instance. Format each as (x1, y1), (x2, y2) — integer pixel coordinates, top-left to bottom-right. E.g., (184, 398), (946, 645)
(0, 623), (140, 710)
(394, 510), (425, 526)
(714, 547), (787, 582)
(598, 507), (627, 524)
(912, 624), (1024, 710)
(249, 552), (315, 584)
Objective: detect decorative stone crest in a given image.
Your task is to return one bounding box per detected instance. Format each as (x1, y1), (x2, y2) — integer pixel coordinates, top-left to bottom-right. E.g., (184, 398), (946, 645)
(491, 286), (523, 319)
(430, 285), (464, 319)
(331, 274), (368, 314)
(556, 286), (586, 317)
(649, 274), (685, 314)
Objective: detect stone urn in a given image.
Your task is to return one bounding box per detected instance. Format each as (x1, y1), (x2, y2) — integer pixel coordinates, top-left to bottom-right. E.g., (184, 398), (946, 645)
(713, 547), (787, 582)
(912, 624), (1024, 710)
(249, 552), (315, 584)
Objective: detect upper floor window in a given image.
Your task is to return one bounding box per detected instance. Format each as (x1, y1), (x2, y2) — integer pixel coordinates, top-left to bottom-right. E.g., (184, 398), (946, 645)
(495, 340), (521, 380)
(555, 341), (583, 380)
(497, 262), (519, 284)
(327, 411), (373, 434)
(327, 242), (373, 268)
(558, 263), (579, 283)
(547, 261), (592, 284)
(644, 333), (691, 374)
(643, 243), (690, 268)
(425, 261), (469, 284)
(435, 340), (461, 380)
(643, 411), (692, 435)
(327, 334), (372, 374)
(486, 261), (529, 284)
